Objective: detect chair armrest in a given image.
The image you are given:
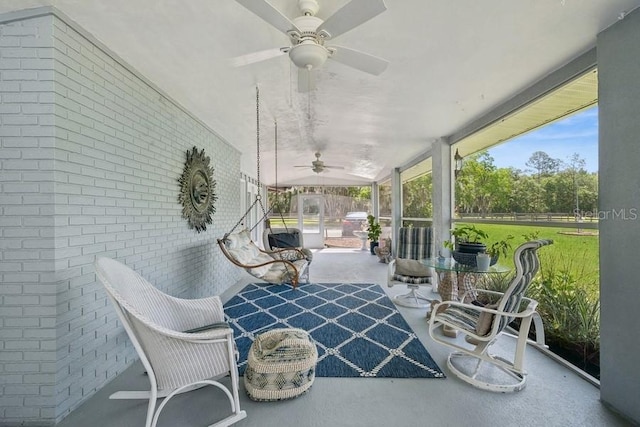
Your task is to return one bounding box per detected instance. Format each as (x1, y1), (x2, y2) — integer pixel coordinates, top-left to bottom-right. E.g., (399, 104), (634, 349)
(387, 259), (397, 286)
(431, 297), (539, 322)
(138, 317), (234, 342)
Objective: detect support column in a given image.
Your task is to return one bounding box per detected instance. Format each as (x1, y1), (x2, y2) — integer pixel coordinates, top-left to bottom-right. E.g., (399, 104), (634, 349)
(431, 138), (452, 255)
(391, 168), (402, 253)
(371, 181), (379, 219)
(597, 8), (640, 423)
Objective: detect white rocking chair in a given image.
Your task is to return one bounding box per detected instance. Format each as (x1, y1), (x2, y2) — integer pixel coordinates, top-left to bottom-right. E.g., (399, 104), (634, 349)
(428, 239), (553, 392)
(95, 257), (247, 427)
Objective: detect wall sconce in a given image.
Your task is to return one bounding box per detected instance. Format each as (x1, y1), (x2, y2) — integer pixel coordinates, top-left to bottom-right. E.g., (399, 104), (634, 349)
(454, 148), (463, 178)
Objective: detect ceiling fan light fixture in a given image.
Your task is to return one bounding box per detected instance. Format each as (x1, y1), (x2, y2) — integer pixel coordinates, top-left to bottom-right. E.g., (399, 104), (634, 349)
(289, 41), (328, 69)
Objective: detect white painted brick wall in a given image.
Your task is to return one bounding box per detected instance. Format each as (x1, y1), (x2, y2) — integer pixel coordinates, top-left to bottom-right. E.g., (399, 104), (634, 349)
(1, 14), (58, 426)
(1, 11), (243, 426)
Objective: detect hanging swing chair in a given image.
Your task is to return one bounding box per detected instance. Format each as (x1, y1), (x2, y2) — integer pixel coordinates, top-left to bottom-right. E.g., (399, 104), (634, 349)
(217, 87), (311, 288)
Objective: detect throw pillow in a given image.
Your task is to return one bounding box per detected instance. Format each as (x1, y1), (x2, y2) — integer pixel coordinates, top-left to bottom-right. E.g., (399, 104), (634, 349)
(395, 258), (432, 277)
(475, 303), (499, 336)
(276, 249), (303, 261)
(268, 232), (300, 249)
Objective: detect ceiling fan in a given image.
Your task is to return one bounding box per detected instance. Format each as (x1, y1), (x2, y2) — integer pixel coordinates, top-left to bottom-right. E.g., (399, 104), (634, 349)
(233, 0), (389, 92)
(295, 152), (345, 174)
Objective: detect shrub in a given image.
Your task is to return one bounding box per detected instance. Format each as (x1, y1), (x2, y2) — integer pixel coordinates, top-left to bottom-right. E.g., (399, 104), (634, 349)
(480, 250), (600, 377)
(529, 251), (600, 374)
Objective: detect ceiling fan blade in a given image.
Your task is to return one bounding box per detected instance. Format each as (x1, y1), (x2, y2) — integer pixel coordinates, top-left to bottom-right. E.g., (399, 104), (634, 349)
(298, 67), (317, 92)
(328, 45), (389, 75)
(229, 47), (286, 67)
(316, 0), (386, 40)
(236, 0), (300, 35)
(325, 165), (346, 170)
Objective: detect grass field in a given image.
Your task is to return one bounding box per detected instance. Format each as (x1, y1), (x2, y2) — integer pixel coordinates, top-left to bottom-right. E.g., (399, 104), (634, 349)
(457, 222), (600, 293)
(268, 217), (600, 293)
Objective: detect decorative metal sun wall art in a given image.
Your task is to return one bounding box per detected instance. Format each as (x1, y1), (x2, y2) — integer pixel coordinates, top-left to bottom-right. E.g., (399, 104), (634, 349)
(178, 146), (217, 233)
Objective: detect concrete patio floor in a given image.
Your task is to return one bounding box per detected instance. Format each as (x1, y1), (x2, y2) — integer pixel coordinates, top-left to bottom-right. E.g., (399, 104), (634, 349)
(57, 248), (631, 427)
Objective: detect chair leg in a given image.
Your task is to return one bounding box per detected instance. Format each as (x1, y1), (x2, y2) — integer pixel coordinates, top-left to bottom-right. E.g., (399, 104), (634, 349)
(145, 388), (157, 427)
(447, 351), (527, 393)
(149, 379), (247, 427)
(393, 286), (431, 308)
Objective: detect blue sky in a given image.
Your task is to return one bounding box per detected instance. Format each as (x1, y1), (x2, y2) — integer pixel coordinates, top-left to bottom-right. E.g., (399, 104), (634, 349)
(487, 105), (598, 173)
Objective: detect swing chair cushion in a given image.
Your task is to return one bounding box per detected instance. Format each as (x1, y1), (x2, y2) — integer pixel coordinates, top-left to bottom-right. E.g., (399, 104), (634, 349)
(225, 230), (308, 283)
(226, 230), (273, 277)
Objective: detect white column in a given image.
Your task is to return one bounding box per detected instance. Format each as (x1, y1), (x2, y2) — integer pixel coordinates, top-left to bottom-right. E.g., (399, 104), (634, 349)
(598, 7), (640, 423)
(391, 168), (402, 253)
(431, 138), (452, 255)
(371, 181), (379, 219)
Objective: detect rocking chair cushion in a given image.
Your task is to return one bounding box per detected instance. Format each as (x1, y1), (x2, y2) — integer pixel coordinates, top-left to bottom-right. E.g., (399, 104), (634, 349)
(392, 274), (432, 284)
(395, 258), (432, 277)
(475, 303), (498, 336)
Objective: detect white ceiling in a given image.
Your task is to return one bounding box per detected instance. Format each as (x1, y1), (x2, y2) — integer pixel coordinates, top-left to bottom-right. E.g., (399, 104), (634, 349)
(2, 0), (639, 186)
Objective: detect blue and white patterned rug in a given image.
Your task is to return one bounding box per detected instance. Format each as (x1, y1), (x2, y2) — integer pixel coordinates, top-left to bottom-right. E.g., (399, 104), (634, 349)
(224, 282), (445, 379)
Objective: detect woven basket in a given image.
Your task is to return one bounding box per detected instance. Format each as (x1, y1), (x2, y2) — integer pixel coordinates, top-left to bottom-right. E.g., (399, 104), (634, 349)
(244, 328), (317, 401)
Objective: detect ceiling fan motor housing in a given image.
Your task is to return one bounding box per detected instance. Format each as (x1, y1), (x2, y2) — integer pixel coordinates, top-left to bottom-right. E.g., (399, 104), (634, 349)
(298, 0), (319, 16)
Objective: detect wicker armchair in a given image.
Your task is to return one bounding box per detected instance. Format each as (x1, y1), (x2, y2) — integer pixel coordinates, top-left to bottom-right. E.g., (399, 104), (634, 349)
(428, 239), (553, 392)
(95, 257), (246, 427)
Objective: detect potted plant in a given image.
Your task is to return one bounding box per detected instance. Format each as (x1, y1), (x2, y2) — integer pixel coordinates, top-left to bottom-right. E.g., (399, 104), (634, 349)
(486, 235), (514, 259)
(366, 214), (382, 255)
(444, 224), (514, 267)
(444, 224), (488, 254)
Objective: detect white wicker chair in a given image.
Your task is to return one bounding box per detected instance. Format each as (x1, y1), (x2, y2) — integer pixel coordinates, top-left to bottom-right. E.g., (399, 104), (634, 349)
(428, 240), (553, 392)
(95, 257), (246, 427)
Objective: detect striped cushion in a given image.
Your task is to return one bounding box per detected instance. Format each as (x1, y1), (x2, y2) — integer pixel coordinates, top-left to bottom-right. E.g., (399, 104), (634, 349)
(396, 227), (432, 260)
(392, 274), (431, 284)
(436, 306), (482, 334)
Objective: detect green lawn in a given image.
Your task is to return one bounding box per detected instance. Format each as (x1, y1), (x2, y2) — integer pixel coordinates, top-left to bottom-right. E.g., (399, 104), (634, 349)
(456, 223), (599, 292)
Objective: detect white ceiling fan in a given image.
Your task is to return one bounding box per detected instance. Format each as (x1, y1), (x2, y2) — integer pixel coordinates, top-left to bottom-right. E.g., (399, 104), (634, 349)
(295, 152), (345, 174)
(233, 0), (389, 92)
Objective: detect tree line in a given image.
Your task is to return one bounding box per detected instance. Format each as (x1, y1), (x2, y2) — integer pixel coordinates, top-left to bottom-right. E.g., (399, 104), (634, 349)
(403, 151), (598, 219)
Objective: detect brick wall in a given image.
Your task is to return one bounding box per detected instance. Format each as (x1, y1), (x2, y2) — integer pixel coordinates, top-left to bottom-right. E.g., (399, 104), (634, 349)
(1, 11), (243, 425)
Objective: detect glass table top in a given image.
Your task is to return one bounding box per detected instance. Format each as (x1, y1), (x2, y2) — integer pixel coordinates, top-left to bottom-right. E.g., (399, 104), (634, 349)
(421, 257), (511, 274)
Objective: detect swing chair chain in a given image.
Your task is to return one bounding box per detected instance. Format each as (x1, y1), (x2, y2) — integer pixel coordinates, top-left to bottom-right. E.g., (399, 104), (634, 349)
(256, 86), (261, 192)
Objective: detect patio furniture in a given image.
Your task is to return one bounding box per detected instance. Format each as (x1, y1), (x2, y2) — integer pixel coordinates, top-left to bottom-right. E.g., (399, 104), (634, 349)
(387, 227), (434, 308)
(244, 328), (318, 401)
(94, 257), (247, 427)
(422, 257), (511, 338)
(219, 229), (310, 288)
(428, 239), (553, 392)
(262, 226), (314, 263)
